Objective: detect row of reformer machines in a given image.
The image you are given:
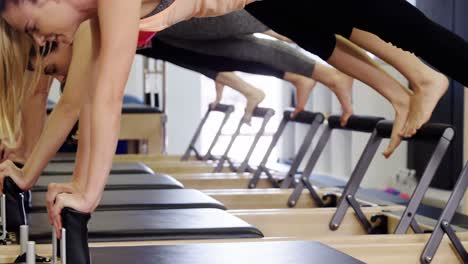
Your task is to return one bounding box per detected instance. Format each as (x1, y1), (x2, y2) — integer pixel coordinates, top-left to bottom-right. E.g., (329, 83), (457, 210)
(0, 104), (466, 263)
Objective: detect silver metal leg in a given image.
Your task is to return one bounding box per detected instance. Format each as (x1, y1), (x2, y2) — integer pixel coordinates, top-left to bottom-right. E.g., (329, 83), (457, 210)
(421, 163), (468, 263)
(329, 131), (383, 231)
(394, 135), (452, 234)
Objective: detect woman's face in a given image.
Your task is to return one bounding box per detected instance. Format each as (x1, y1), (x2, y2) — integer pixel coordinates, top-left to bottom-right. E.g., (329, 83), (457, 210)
(30, 42), (73, 81)
(2, 0), (83, 45)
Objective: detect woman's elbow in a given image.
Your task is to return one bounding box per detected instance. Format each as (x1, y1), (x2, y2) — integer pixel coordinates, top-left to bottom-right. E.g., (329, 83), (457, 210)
(54, 99), (81, 118)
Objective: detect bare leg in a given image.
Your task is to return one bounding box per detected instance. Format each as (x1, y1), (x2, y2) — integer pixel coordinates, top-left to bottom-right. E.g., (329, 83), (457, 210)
(215, 72), (265, 124)
(350, 29), (449, 137)
(310, 63), (354, 126)
(328, 36), (412, 157)
(211, 79), (225, 109)
(283, 72), (317, 117)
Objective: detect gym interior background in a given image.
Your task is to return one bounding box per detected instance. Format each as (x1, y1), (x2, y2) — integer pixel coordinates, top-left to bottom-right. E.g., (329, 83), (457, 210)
(46, 0), (467, 214)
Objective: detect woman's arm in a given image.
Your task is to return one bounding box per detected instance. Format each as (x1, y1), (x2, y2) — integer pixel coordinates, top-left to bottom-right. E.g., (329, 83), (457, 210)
(18, 75), (53, 161)
(53, 1), (141, 209)
(48, 1), (141, 236)
(84, 1), (141, 208)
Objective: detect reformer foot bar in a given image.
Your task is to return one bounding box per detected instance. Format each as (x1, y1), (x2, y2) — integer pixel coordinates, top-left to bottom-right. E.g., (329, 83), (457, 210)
(288, 115), (384, 208)
(248, 110), (325, 188)
(329, 120), (455, 235)
(181, 103), (235, 162)
(214, 107), (275, 174)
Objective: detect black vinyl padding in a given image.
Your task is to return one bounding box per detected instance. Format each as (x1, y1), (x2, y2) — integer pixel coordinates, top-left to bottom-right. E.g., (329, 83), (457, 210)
(30, 189), (225, 212)
(376, 120), (455, 142)
(42, 162), (154, 175)
(210, 103), (234, 113)
(284, 110), (325, 125)
(252, 107), (275, 118)
(90, 241), (363, 264)
(32, 173), (183, 192)
(328, 115), (384, 133)
(28, 209), (263, 243)
(47, 104), (162, 114)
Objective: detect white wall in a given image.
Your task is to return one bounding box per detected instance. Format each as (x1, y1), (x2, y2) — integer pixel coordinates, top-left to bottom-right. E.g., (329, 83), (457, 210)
(164, 63), (203, 154)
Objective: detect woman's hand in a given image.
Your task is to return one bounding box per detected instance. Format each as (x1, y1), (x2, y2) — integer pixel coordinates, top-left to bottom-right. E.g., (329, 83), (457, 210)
(0, 144), (23, 163)
(0, 160), (25, 193)
(47, 187), (93, 239)
(46, 182), (79, 221)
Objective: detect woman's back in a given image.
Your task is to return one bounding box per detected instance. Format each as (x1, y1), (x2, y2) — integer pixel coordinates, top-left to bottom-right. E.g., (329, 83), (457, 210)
(140, 0), (254, 32)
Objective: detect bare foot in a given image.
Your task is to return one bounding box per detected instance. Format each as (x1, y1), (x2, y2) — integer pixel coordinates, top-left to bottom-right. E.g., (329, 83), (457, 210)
(210, 100), (220, 110)
(243, 88), (266, 125)
(328, 71), (354, 127)
(211, 81), (224, 110)
(290, 76), (317, 118)
(383, 97), (410, 158)
(400, 72), (449, 138)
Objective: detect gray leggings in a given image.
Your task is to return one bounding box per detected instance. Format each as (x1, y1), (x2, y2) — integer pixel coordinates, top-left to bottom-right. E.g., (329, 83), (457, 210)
(158, 10), (315, 77)
(159, 35), (316, 78)
(157, 10), (269, 40)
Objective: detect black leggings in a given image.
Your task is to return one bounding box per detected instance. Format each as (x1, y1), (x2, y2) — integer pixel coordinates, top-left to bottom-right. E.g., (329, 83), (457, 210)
(246, 0), (468, 87)
(136, 38), (284, 80)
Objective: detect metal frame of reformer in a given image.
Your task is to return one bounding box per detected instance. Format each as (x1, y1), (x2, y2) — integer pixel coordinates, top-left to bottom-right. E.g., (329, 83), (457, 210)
(214, 107), (275, 173)
(248, 110), (325, 189)
(9, 225), (62, 264)
(328, 120), (455, 236)
(421, 162), (468, 264)
(0, 195), (5, 243)
(181, 104), (235, 162)
(288, 115), (385, 208)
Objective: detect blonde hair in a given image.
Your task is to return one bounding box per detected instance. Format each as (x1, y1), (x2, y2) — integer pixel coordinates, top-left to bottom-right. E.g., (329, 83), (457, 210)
(0, 18), (41, 145)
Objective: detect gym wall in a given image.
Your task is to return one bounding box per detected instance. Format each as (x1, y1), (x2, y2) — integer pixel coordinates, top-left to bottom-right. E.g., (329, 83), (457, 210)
(164, 63), (203, 154)
(465, 88), (467, 163)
